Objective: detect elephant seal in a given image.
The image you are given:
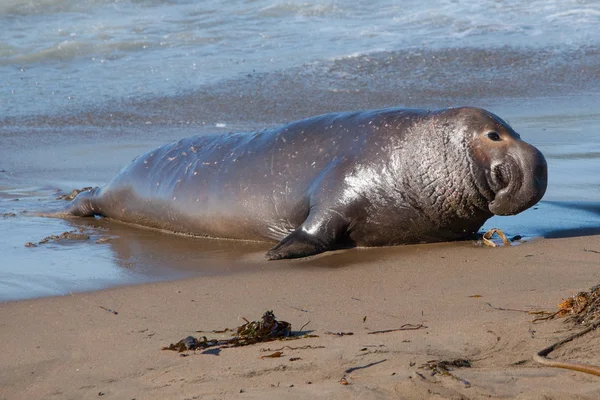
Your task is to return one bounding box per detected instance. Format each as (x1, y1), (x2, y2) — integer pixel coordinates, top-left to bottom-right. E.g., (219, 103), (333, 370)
(64, 107), (547, 260)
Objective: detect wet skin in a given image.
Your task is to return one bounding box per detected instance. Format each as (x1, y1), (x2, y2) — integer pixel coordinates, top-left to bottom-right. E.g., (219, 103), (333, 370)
(64, 107), (548, 260)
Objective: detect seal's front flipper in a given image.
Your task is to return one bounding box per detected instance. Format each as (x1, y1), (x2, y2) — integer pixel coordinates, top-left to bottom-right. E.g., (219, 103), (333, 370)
(266, 159), (358, 260)
(266, 229), (329, 260)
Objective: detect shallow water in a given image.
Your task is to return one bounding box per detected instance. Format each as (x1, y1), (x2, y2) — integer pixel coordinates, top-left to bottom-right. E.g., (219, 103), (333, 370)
(1, 0), (599, 301)
(0, 186), (278, 301)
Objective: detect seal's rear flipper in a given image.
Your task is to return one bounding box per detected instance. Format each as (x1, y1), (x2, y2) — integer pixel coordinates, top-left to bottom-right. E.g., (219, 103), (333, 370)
(265, 228), (329, 260)
(62, 187), (103, 217)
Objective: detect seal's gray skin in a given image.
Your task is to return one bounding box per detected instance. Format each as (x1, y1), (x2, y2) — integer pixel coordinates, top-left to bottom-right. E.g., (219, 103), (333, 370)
(64, 107), (547, 260)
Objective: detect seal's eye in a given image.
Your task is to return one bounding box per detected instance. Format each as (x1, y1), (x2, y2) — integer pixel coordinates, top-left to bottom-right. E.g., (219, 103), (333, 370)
(487, 131), (501, 141)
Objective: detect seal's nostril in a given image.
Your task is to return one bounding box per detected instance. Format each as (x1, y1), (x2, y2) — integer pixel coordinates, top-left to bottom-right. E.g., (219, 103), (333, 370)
(493, 164), (509, 189)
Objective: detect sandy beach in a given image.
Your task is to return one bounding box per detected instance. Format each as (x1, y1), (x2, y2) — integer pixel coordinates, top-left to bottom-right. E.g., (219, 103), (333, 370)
(2, 234), (600, 399)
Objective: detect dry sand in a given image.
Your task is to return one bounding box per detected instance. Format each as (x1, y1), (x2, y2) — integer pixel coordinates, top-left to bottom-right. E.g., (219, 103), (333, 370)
(2, 234), (600, 399)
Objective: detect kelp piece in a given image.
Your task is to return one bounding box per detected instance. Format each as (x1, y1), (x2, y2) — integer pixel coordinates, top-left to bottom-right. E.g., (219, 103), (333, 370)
(260, 351), (283, 359)
(556, 285), (600, 325)
(481, 228), (510, 247)
(534, 285), (600, 325)
(56, 187), (97, 201)
(532, 285), (600, 376)
(28, 229), (90, 246)
(420, 359), (471, 387)
(236, 310), (291, 340)
(533, 319), (600, 377)
(162, 310), (293, 353)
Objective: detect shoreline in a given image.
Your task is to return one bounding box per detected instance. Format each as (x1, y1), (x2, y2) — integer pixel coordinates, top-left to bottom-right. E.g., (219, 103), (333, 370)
(2, 234), (600, 399)
(1, 92), (600, 302)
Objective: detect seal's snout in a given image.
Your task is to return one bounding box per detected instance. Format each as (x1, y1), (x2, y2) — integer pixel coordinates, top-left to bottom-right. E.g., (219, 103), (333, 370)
(488, 143), (547, 216)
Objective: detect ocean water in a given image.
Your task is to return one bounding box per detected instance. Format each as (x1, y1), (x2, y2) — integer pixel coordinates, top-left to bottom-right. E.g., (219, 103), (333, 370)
(1, 0), (599, 301)
(1, 0), (599, 119)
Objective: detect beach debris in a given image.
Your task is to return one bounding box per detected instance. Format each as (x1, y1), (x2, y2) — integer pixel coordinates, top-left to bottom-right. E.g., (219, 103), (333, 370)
(182, 336), (198, 351)
(39, 230), (90, 243)
(237, 310), (291, 338)
(414, 371), (426, 380)
(95, 236), (118, 244)
(289, 357), (301, 361)
(357, 348), (389, 356)
(480, 228), (510, 247)
(531, 285), (600, 376)
(511, 359), (528, 366)
(344, 359), (388, 374)
(533, 319), (600, 377)
(556, 285), (600, 324)
(367, 323), (427, 334)
(165, 336), (203, 353)
(261, 345), (324, 352)
(534, 284), (600, 325)
(325, 331), (353, 336)
(27, 229), (90, 247)
(99, 306), (118, 315)
(420, 359), (472, 387)
(197, 328), (233, 334)
(486, 302), (529, 313)
(290, 306), (310, 313)
(163, 310), (298, 353)
(486, 302), (552, 318)
(260, 351), (283, 359)
(361, 344), (386, 349)
(584, 248), (600, 254)
(56, 186), (97, 201)
(339, 376), (350, 385)
(298, 320), (311, 332)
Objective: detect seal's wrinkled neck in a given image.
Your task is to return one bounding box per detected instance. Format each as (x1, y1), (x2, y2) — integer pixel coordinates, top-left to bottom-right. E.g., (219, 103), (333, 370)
(396, 113), (492, 222)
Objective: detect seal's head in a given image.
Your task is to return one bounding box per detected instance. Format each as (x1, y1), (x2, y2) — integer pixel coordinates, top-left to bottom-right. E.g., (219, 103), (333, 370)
(452, 108), (548, 216)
